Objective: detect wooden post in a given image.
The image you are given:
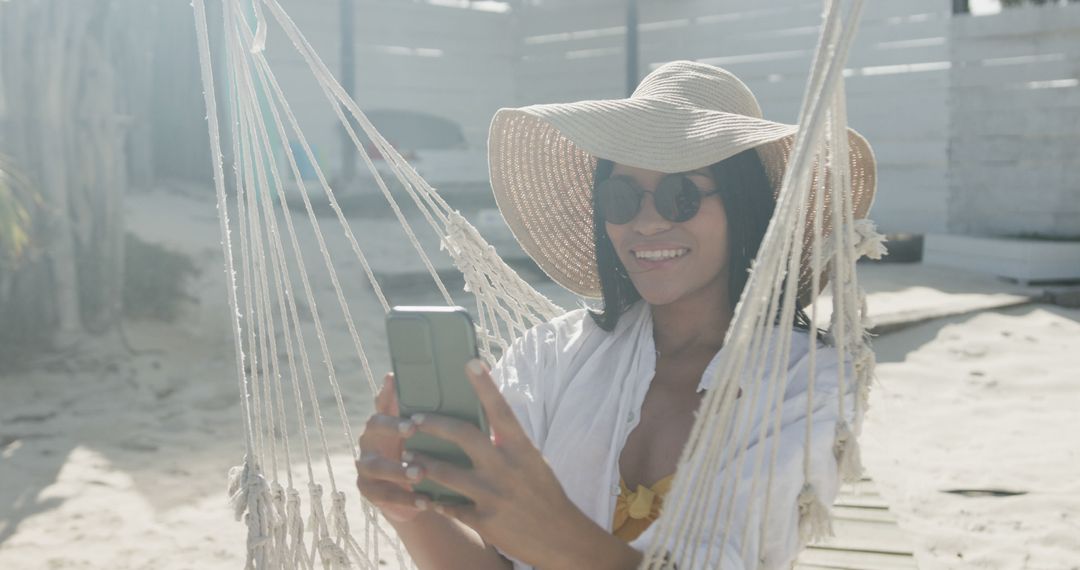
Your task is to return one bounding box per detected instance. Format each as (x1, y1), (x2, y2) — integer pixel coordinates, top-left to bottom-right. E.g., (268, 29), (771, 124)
(340, 0), (357, 185)
(626, 0), (639, 97)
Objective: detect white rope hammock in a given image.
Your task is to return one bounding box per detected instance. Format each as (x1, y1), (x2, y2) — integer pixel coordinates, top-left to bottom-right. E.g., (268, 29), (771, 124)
(191, 0), (886, 568)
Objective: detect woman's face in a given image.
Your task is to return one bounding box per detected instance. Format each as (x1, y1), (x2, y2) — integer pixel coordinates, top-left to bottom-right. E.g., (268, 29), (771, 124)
(604, 163), (730, 307)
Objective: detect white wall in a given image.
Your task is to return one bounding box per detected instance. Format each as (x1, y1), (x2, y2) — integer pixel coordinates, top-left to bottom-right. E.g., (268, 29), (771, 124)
(948, 3), (1080, 237)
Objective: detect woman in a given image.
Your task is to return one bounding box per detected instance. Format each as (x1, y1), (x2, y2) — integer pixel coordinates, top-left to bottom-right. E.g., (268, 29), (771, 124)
(355, 60), (875, 569)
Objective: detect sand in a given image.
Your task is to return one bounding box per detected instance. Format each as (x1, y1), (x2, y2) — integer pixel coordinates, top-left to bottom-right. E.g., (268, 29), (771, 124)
(860, 304), (1080, 569)
(1, 186), (1077, 569)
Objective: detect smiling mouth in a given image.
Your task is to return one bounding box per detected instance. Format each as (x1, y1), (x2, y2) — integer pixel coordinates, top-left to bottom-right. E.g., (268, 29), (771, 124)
(633, 248), (689, 262)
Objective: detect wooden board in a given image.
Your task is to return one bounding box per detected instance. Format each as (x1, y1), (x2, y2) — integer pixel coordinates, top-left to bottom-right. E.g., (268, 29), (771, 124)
(794, 477), (918, 570)
(796, 548), (919, 570)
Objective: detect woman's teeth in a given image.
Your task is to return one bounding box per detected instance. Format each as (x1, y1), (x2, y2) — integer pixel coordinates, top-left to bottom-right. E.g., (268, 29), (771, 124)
(634, 248), (688, 261)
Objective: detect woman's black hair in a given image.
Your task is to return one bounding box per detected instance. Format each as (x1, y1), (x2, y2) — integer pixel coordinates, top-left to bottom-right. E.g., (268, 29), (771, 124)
(586, 148), (814, 333)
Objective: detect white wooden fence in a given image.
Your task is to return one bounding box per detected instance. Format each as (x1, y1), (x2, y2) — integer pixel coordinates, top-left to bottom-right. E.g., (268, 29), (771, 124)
(948, 3), (1080, 237)
(205, 0), (1079, 237)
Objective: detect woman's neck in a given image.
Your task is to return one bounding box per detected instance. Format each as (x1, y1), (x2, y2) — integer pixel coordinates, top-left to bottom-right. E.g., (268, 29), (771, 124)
(650, 278), (733, 359)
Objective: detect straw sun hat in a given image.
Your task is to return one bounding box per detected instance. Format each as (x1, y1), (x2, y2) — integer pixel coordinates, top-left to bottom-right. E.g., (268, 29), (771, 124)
(487, 60), (877, 299)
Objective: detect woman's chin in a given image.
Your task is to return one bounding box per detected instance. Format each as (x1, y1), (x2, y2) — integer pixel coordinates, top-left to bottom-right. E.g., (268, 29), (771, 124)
(634, 284), (689, 307)
(632, 272), (727, 308)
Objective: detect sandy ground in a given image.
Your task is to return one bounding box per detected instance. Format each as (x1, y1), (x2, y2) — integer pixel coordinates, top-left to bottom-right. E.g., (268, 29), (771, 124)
(861, 304), (1080, 569)
(1, 186), (1077, 569)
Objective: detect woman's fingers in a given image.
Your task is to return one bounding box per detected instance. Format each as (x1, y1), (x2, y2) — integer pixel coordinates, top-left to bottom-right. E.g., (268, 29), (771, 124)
(359, 413), (416, 447)
(356, 477), (428, 512)
(464, 359), (529, 449)
(427, 500), (476, 525)
(356, 453), (414, 486)
(405, 451), (489, 501)
(410, 413), (494, 466)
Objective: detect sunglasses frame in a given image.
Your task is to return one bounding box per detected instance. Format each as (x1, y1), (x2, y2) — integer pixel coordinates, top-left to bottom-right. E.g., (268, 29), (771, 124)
(596, 173), (721, 225)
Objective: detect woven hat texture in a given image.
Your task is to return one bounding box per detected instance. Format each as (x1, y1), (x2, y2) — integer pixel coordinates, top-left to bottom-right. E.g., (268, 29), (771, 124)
(487, 60), (876, 299)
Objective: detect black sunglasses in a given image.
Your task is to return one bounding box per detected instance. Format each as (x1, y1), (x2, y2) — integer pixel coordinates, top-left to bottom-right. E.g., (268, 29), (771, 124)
(596, 173), (720, 225)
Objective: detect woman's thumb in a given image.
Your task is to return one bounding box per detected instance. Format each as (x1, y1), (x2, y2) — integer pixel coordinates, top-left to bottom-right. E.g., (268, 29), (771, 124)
(375, 372), (399, 415)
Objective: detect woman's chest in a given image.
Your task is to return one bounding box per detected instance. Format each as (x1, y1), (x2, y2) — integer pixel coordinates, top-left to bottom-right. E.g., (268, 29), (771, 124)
(617, 362), (708, 490)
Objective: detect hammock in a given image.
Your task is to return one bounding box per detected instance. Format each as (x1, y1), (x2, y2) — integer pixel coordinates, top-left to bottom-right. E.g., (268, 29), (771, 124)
(191, 0), (886, 568)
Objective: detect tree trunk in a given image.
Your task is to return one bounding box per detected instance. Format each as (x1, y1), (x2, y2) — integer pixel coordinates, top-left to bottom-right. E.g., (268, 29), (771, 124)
(38, 3), (83, 340)
(0, 0), (138, 351)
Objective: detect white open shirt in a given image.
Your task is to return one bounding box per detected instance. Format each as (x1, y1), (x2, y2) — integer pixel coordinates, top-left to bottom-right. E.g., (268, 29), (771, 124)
(491, 299), (856, 570)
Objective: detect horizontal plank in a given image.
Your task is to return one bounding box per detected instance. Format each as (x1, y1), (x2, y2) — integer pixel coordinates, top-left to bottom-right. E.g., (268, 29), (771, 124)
(951, 107), (1080, 138)
(951, 60), (1080, 89)
(949, 138), (1080, 163)
(269, 3), (515, 60)
(520, 18), (947, 65)
(862, 141), (947, 166)
(800, 475), (916, 569)
(520, 4), (820, 38)
(831, 505), (900, 525)
(951, 4), (1080, 39)
(951, 84), (1080, 111)
(868, 209), (948, 235)
(872, 197), (951, 223)
(522, 0), (948, 40)
(512, 86), (627, 106)
(796, 548), (918, 570)
(648, 0), (948, 24)
(950, 37), (1080, 64)
(875, 166), (949, 190)
(271, 54), (517, 82)
(750, 77), (943, 100)
(809, 519), (914, 555)
(950, 165), (1078, 203)
(268, 72), (512, 115)
(943, 210), (1068, 236)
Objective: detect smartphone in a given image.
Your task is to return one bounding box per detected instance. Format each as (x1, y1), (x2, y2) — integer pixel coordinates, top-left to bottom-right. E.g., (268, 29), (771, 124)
(385, 305), (487, 505)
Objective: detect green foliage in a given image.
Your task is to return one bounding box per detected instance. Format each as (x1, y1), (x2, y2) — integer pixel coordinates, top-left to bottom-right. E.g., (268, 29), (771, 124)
(123, 234), (198, 321)
(0, 154), (41, 271)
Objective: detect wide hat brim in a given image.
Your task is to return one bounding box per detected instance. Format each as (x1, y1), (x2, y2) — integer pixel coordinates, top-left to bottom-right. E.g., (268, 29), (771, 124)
(487, 62), (877, 300)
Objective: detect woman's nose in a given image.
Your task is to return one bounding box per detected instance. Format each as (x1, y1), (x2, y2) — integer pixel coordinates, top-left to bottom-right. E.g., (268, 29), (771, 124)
(630, 191), (672, 235)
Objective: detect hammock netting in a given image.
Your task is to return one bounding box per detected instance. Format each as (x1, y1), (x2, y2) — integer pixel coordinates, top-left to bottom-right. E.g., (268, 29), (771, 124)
(191, 0), (886, 567)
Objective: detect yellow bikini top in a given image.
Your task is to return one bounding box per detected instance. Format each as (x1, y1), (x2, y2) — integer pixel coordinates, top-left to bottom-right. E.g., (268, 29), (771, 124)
(612, 473), (676, 542)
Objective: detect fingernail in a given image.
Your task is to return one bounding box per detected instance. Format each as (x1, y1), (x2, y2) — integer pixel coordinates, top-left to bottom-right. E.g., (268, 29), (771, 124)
(411, 413), (426, 426)
(405, 465), (422, 482)
(398, 419), (413, 435)
(414, 497), (428, 510)
(401, 450), (415, 462)
(467, 359), (485, 376)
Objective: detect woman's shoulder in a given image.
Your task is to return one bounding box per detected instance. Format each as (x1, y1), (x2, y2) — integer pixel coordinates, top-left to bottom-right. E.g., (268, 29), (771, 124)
(506, 304), (599, 359)
(520, 300), (651, 353)
(514, 305), (584, 342)
(499, 300), (649, 382)
(783, 328), (855, 397)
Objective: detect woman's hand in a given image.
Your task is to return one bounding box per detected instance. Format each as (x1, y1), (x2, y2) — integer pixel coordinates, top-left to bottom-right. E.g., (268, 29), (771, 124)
(401, 359), (634, 568)
(355, 372), (427, 522)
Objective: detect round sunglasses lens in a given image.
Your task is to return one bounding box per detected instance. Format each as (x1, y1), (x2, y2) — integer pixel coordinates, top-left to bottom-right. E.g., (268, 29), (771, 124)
(597, 179), (638, 224)
(656, 175), (701, 222)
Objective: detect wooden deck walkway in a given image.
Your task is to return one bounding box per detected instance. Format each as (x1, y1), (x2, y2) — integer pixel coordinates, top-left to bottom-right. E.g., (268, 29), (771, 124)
(795, 477), (918, 570)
